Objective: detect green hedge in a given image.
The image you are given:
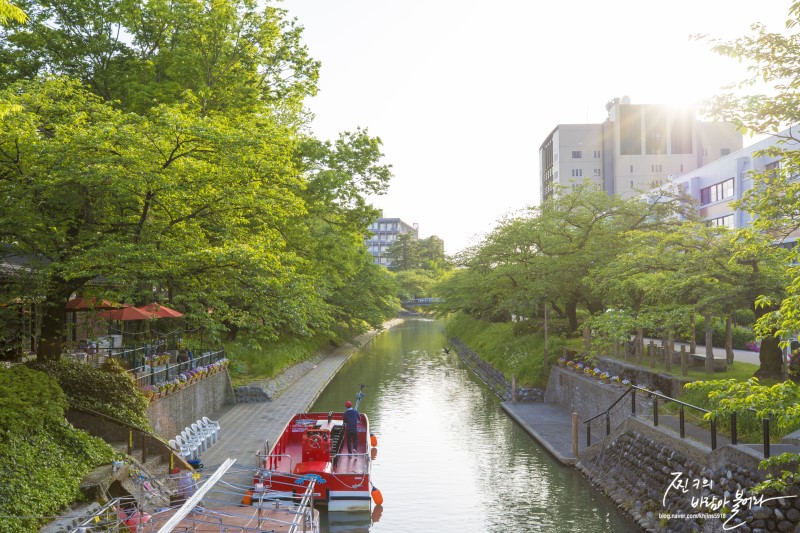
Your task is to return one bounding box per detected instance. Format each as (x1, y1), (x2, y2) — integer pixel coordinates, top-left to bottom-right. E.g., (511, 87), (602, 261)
(0, 365), (115, 532)
(685, 318), (756, 351)
(27, 358), (150, 430)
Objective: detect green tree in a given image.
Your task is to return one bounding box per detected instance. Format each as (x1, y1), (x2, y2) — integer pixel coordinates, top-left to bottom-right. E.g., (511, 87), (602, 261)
(0, 77), (312, 358)
(701, 2), (800, 376)
(1, 0), (319, 115)
(0, 1), (399, 355)
(384, 232), (420, 271)
(0, 1), (23, 27)
(443, 185), (695, 334)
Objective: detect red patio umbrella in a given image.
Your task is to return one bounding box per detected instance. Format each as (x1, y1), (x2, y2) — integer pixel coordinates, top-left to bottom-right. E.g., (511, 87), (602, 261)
(97, 306), (152, 321)
(137, 302), (184, 319)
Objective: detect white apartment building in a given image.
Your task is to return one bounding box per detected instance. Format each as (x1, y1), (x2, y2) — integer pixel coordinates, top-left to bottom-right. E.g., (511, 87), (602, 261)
(662, 125), (800, 245)
(539, 97), (743, 201)
(365, 217), (418, 266)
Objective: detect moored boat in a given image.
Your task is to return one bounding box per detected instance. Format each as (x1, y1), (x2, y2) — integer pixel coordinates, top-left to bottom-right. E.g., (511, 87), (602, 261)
(251, 410), (374, 511)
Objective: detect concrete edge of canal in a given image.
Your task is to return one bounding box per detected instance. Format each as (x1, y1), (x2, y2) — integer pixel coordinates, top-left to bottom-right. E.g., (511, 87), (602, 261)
(296, 317), (406, 412)
(500, 401), (579, 466)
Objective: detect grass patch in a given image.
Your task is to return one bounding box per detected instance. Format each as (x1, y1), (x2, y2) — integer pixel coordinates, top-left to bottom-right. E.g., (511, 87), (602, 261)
(445, 312), (573, 388)
(602, 352), (760, 382)
(221, 334), (332, 386)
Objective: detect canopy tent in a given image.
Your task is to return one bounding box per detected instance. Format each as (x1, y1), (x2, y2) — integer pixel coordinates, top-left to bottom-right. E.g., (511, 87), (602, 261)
(137, 302), (183, 319)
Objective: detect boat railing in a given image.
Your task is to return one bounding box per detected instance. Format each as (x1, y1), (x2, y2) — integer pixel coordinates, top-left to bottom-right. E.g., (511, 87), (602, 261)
(255, 439), (294, 472)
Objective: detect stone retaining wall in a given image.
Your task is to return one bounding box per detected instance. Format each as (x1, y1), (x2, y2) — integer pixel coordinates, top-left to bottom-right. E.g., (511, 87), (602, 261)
(597, 356), (690, 398)
(147, 369), (234, 439)
(547, 366), (800, 531)
(579, 417), (800, 532)
(449, 337), (545, 402)
(545, 366), (651, 430)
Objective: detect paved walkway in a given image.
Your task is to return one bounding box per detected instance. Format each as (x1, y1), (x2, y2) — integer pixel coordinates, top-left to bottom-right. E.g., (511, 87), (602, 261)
(501, 400), (733, 466)
(643, 338), (760, 365)
(501, 402), (585, 465)
(197, 320), (401, 486)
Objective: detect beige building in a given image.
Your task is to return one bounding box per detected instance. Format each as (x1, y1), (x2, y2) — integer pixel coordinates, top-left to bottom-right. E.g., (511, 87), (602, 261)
(539, 97), (743, 201)
(365, 217), (418, 267)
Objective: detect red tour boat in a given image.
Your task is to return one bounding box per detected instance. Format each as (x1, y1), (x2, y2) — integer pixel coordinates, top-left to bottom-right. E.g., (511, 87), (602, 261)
(248, 386), (380, 512)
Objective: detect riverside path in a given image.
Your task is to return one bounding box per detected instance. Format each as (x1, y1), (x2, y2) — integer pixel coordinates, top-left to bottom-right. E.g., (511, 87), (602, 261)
(198, 319), (402, 495)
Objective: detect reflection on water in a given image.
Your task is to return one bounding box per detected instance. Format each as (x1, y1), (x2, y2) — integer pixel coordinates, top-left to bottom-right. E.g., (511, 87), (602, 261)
(312, 319), (638, 532)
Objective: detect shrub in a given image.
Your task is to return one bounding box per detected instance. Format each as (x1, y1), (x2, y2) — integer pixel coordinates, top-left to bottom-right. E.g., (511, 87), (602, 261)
(27, 357), (150, 430)
(688, 317), (755, 350)
(0, 366), (115, 532)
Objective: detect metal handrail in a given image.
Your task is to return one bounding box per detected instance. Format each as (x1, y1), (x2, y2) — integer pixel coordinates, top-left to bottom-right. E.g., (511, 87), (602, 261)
(128, 348), (225, 387)
(584, 385), (776, 458)
(70, 405), (192, 471)
(583, 386), (635, 425)
(582, 384), (717, 449)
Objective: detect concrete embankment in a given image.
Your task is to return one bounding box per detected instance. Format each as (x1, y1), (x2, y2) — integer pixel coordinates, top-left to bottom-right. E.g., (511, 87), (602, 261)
(449, 333), (800, 533)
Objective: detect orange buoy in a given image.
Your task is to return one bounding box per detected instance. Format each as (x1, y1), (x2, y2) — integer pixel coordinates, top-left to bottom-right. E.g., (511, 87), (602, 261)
(371, 484), (383, 506)
(370, 433), (378, 447)
(242, 489), (253, 505)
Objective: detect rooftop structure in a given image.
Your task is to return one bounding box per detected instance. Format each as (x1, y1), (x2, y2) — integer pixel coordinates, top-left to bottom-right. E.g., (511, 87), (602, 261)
(540, 97), (743, 201)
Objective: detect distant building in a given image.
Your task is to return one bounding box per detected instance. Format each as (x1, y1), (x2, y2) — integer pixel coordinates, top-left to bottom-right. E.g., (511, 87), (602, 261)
(365, 217), (418, 266)
(654, 125), (800, 247)
(539, 97), (743, 201)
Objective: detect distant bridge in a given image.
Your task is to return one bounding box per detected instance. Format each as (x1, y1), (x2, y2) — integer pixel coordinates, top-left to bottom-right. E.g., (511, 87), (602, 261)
(401, 298), (443, 307)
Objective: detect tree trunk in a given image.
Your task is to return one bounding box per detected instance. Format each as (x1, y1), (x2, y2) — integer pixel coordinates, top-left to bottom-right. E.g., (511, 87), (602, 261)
(636, 327), (644, 362)
(753, 302), (784, 379)
(725, 314), (734, 365)
(566, 299), (579, 333)
(38, 293), (73, 361)
(225, 322), (240, 342)
(583, 327), (591, 354)
(666, 330), (674, 373)
(690, 316), (696, 354)
(704, 314), (714, 374)
(755, 335), (784, 379)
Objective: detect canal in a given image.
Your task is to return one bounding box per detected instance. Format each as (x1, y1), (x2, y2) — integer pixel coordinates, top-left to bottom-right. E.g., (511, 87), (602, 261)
(311, 318), (638, 532)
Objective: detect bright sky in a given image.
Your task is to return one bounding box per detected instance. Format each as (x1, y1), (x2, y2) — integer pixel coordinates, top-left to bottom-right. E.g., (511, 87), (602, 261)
(279, 0), (791, 254)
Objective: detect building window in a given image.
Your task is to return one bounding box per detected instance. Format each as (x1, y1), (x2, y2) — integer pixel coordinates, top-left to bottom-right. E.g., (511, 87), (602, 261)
(630, 165), (634, 173)
(650, 164), (662, 172)
(680, 164), (684, 172)
(700, 178), (735, 205)
(707, 214), (734, 228)
(572, 151), (582, 159)
(721, 148), (731, 156)
(571, 168), (583, 177)
(630, 180), (634, 189)
(593, 169), (601, 177)
(594, 150), (601, 158)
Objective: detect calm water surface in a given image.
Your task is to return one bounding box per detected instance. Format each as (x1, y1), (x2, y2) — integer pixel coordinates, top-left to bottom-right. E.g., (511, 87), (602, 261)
(311, 318), (638, 532)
